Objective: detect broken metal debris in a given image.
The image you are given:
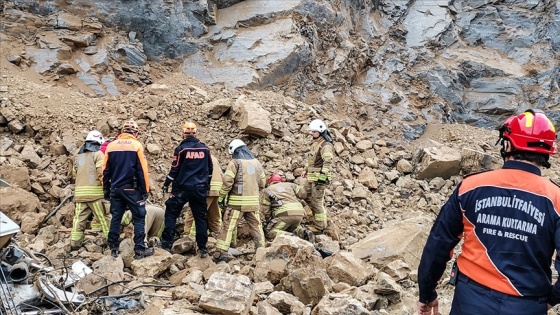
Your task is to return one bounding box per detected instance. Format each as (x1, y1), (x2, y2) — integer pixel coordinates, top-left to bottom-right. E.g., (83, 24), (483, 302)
(1, 211), (89, 315)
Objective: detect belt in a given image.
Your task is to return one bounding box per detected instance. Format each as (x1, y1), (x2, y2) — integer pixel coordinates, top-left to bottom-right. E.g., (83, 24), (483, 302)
(458, 272), (544, 302)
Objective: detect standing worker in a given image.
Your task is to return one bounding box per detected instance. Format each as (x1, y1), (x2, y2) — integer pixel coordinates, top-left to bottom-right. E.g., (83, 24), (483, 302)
(184, 154), (223, 237)
(214, 139), (266, 262)
(161, 122), (212, 258)
(418, 109), (560, 315)
(102, 120), (152, 259)
(261, 174), (314, 242)
(301, 119), (334, 233)
(70, 130), (109, 250)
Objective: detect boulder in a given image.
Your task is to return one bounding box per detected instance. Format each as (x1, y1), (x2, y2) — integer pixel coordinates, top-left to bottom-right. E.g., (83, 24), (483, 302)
(199, 272), (255, 315)
(324, 251), (374, 286)
(254, 235), (332, 306)
(348, 216), (432, 270)
(414, 141), (461, 180)
(0, 166), (31, 191)
(266, 291), (305, 315)
(311, 293), (370, 315)
(0, 186), (42, 222)
(130, 249), (173, 278)
(233, 98), (272, 137)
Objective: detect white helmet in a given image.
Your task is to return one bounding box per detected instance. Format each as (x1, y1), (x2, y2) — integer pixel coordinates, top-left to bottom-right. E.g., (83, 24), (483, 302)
(86, 130), (105, 144)
(228, 139), (246, 155)
(308, 119), (327, 133)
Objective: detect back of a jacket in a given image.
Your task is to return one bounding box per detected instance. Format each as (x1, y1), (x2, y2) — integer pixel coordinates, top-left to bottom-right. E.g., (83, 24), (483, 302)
(208, 155), (223, 196)
(220, 158), (265, 212)
(102, 133), (150, 194)
(261, 182), (306, 217)
(456, 165), (560, 297)
(73, 150), (104, 202)
(167, 137), (212, 189)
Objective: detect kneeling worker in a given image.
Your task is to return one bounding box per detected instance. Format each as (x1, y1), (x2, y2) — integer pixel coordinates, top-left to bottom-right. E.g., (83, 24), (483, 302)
(260, 174), (314, 242)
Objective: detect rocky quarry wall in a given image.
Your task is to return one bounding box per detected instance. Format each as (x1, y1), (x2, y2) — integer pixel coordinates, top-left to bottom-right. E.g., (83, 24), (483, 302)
(1, 0), (560, 314)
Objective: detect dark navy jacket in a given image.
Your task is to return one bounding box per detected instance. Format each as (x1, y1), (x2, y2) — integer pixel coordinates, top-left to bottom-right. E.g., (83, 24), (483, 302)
(418, 160), (560, 305)
(166, 137), (212, 189)
(102, 133), (150, 195)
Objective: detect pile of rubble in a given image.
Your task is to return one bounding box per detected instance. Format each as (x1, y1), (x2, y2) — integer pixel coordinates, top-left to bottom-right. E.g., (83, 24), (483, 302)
(3, 67), (551, 314)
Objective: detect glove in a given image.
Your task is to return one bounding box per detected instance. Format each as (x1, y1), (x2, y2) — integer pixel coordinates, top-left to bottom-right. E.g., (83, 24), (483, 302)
(163, 176), (173, 187)
(162, 185), (169, 194)
(317, 173), (328, 185)
(218, 197), (226, 209)
(104, 190), (110, 201)
(142, 193), (149, 202)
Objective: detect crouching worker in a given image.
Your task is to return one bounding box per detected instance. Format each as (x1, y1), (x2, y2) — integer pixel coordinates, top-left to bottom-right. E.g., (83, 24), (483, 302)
(122, 204), (165, 247)
(260, 174), (314, 242)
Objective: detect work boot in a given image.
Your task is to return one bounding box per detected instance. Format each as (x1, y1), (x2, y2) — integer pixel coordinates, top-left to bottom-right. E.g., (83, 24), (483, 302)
(134, 247), (155, 259)
(199, 248), (209, 258)
(303, 228), (316, 244)
(213, 251), (233, 263)
(315, 246), (333, 258)
(148, 236), (161, 248)
(111, 249), (119, 258)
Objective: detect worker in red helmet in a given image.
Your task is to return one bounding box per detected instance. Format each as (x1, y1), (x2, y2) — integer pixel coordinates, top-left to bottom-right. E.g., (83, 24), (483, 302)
(260, 174), (314, 242)
(418, 109), (560, 315)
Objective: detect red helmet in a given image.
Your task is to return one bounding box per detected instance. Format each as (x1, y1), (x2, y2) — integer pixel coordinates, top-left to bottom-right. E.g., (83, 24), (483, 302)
(500, 109), (557, 155)
(268, 174), (284, 184)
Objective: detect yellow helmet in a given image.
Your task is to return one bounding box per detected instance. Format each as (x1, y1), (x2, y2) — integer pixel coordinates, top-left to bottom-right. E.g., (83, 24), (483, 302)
(182, 122), (197, 137)
(121, 120), (139, 134)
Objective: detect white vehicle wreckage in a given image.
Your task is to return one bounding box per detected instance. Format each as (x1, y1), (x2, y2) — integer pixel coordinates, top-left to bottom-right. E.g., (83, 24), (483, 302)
(1, 179), (89, 315)
(1, 214), (91, 315)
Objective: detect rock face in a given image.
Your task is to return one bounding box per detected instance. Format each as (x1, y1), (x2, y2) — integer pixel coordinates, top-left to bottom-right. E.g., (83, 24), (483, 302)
(7, 0), (560, 130)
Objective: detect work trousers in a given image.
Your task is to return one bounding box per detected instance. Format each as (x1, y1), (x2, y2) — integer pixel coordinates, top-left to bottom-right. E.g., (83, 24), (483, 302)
(108, 188), (147, 251)
(304, 181), (327, 231)
(265, 213), (304, 240)
(215, 208), (264, 251)
(184, 195), (222, 236)
(450, 273), (547, 315)
(71, 199), (110, 247)
(163, 185), (208, 251)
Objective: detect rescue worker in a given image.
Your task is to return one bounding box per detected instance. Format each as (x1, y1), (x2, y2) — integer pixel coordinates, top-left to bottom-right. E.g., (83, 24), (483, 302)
(184, 154), (223, 237)
(102, 120), (152, 259)
(260, 174), (313, 241)
(418, 109), (560, 315)
(70, 130), (109, 250)
(122, 204), (165, 245)
(214, 139), (266, 262)
(161, 122), (212, 258)
(301, 119), (334, 233)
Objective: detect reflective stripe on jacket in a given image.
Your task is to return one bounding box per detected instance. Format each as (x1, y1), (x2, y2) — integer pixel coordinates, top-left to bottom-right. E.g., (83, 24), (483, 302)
(220, 158), (265, 212)
(208, 155), (223, 197)
(306, 138), (334, 182)
(261, 182), (306, 218)
(73, 150), (104, 202)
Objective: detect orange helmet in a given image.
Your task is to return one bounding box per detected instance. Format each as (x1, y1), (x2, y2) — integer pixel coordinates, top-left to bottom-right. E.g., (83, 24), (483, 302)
(268, 174), (284, 184)
(499, 109), (557, 155)
(121, 120), (139, 134)
(182, 122), (197, 137)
